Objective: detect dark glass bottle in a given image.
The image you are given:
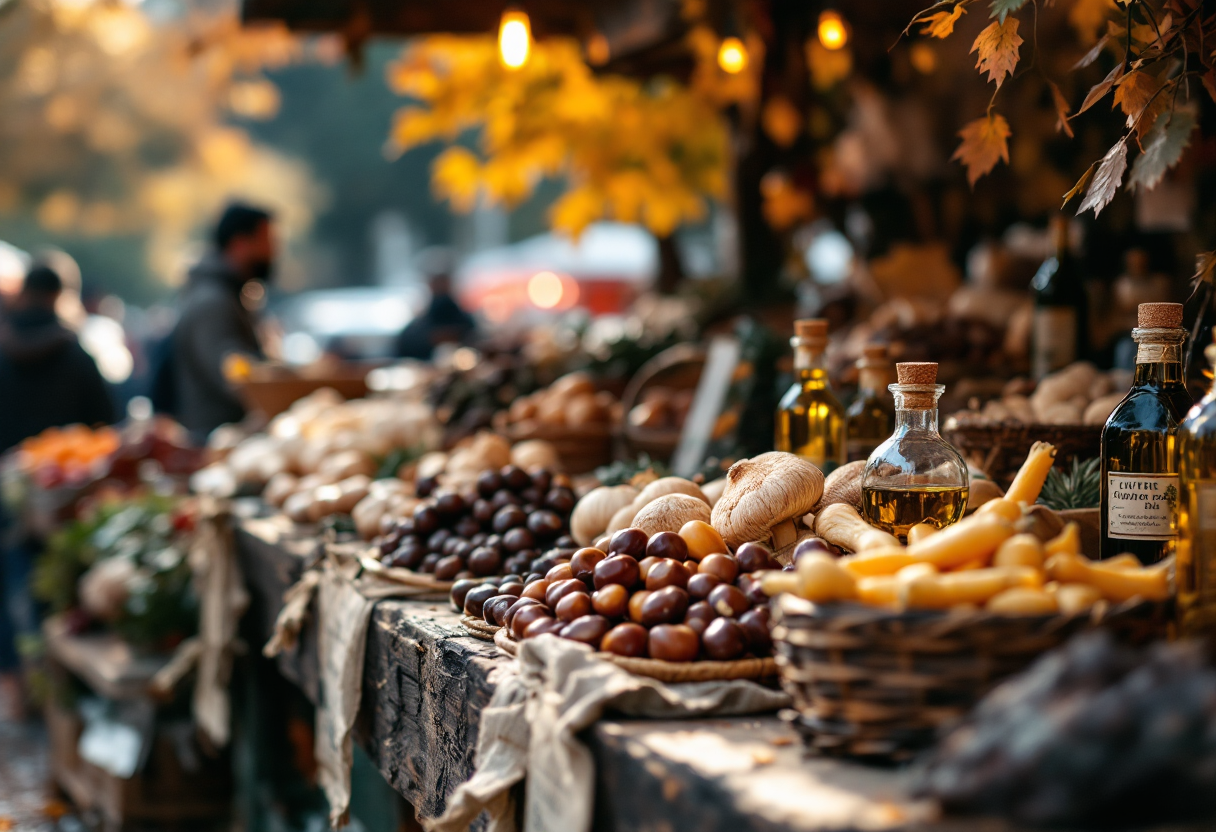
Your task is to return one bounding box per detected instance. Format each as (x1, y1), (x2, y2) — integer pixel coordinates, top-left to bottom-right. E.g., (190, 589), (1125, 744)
(1100, 303), (1193, 563)
(1031, 216), (1090, 379)
(1177, 336), (1216, 635)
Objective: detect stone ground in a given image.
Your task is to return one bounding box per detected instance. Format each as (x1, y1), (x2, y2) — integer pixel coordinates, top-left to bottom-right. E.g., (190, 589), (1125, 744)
(0, 686), (84, 832)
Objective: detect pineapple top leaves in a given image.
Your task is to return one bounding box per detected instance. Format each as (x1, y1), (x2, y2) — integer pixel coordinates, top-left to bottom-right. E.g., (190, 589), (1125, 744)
(1038, 456), (1101, 511)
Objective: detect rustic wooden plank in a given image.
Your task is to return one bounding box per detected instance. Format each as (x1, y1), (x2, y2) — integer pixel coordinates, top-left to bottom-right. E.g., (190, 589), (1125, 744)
(42, 616), (170, 701)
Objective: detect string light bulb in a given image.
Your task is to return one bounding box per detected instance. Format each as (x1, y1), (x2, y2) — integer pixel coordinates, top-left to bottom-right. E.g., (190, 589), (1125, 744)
(817, 10), (848, 51)
(499, 10), (531, 69)
(717, 36), (748, 74)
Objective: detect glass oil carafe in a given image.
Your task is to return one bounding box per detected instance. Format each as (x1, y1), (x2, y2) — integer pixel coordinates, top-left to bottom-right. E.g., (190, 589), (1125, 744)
(775, 318), (847, 474)
(846, 343), (895, 462)
(1176, 335), (1216, 635)
(861, 362), (969, 542)
(1100, 303), (1193, 564)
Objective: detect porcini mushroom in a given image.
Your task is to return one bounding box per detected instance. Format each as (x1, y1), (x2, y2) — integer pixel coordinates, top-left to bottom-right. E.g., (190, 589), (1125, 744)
(711, 452), (824, 550)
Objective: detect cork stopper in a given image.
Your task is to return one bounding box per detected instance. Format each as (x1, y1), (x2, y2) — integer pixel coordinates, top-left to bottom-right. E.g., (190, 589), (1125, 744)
(895, 362), (939, 410)
(1138, 302), (1183, 329)
(794, 319), (828, 340)
(862, 344), (887, 362)
(896, 362), (938, 385)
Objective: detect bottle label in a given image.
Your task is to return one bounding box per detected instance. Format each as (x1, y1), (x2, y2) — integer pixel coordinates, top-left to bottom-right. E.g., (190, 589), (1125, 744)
(1032, 307), (1077, 378)
(1107, 473), (1179, 540)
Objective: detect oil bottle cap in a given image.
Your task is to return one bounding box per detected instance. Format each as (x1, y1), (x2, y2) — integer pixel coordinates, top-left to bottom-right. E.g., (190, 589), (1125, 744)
(794, 319), (828, 339)
(1137, 302), (1183, 329)
(862, 344), (887, 362)
(896, 362), (938, 385)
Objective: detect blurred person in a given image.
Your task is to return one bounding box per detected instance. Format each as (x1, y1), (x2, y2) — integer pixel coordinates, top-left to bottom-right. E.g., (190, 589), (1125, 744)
(0, 263), (114, 715)
(395, 252), (476, 360)
(162, 202), (273, 443)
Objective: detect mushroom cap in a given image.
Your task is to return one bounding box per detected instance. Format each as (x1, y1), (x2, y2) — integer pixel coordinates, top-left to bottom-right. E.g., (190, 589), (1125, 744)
(631, 493), (711, 538)
(711, 452), (825, 549)
(812, 459), (865, 514)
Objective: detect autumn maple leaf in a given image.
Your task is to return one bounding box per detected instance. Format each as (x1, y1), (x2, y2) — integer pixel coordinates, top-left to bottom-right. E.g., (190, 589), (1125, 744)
(971, 18), (1023, 89)
(920, 4), (965, 38)
(1113, 70), (1160, 128)
(952, 112), (1012, 185)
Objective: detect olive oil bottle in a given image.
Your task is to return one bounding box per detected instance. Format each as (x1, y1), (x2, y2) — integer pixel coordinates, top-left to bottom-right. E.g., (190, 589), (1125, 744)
(1177, 335), (1216, 635)
(775, 318), (846, 473)
(860, 362), (969, 542)
(1100, 303), (1193, 563)
(846, 344), (895, 462)
(1031, 215), (1090, 379)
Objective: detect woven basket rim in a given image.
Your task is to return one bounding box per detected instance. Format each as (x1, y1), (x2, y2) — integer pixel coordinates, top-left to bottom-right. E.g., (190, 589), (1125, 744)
(493, 628), (776, 681)
(359, 556), (454, 591)
(773, 594), (1161, 628)
(462, 616), (500, 641)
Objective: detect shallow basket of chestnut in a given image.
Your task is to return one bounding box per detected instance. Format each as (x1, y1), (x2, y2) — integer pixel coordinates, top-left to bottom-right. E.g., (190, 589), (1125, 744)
(451, 523), (780, 682)
(372, 465), (579, 588)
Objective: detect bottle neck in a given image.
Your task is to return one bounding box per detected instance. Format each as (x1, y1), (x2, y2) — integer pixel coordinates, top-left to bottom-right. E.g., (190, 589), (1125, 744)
(794, 344), (828, 376)
(1132, 328), (1186, 387)
(895, 407), (939, 433)
(858, 367), (888, 396)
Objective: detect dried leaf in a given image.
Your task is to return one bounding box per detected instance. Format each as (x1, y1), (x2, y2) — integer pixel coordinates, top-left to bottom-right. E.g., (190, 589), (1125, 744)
(952, 112), (1012, 185)
(920, 4), (966, 38)
(1077, 62), (1124, 115)
(1077, 138), (1128, 216)
(971, 18), (1023, 88)
(1128, 109), (1196, 191)
(990, 0), (1028, 23)
(1050, 81), (1074, 138)
(1061, 163), (1097, 207)
(1194, 251), (1216, 287)
(1112, 70), (1159, 127)
(1069, 0), (1117, 45)
(1073, 32), (1110, 69)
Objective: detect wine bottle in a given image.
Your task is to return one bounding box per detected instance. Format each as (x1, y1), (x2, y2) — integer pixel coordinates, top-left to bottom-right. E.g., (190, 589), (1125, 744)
(1031, 216), (1089, 379)
(1100, 302), (1192, 563)
(845, 344), (895, 462)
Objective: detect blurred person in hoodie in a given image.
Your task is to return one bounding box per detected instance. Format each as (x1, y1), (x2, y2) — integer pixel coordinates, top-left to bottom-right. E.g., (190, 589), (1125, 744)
(161, 202), (273, 443)
(394, 251), (476, 360)
(0, 263), (113, 716)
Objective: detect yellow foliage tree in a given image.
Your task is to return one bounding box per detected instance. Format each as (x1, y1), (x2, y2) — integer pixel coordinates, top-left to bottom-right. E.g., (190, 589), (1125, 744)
(387, 36), (728, 239)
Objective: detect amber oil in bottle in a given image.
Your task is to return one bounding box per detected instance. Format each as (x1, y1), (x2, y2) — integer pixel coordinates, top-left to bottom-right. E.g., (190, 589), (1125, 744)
(846, 343), (895, 462)
(1100, 302), (1192, 564)
(861, 362), (969, 542)
(1177, 336), (1216, 635)
(775, 318), (847, 473)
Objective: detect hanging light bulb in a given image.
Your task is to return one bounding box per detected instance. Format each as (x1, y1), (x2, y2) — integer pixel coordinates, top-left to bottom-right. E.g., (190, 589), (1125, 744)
(499, 9), (531, 69)
(817, 10), (848, 50)
(717, 36), (748, 74)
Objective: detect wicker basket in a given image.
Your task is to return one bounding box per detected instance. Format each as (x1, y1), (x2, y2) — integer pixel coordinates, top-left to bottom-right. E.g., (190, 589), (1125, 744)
(617, 344), (706, 464)
(234, 367), (371, 419)
(772, 594), (1170, 760)
(942, 420), (1102, 487)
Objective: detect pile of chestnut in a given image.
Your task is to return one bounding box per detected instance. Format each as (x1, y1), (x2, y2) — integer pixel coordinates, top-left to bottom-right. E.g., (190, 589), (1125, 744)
(378, 466), (578, 580)
(451, 521), (781, 663)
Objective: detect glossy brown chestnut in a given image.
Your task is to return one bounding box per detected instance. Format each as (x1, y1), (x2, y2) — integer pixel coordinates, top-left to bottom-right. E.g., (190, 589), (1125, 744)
(497, 581), (524, 597)
(608, 528), (648, 559)
(600, 623), (648, 657)
(467, 546), (502, 576)
(701, 618), (747, 661)
(698, 553), (740, 584)
(645, 531), (689, 562)
(708, 583), (750, 618)
(640, 585), (690, 627)
(683, 600), (719, 636)
(502, 527), (535, 553)
(545, 563), (575, 583)
(434, 554), (465, 581)
(628, 590), (652, 623)
(647, 624), (700, 662)
(569, 547), (609, 582)
(503, 596), (542, 629)
(510, 604), (554, 639)
(523, 617), (565, 639)
(591, 584), (629, 619)
(462, 584), (499, 618)
(637, 556), (660, 580)
(493, 506), (528, 534)
(645, 558), (691, 591)
(734, 542), (777, 573)
(450, 579), (478, 611)
(555, 592), (594, 622)
(738, 608), (772, 652)
(484, 595), (515, 626)
(559, 614), (611, 646)
(686, 572), (722, 601)
(521, 579), (550, 602)
(592, 555), (641, 590)
(544, 578), (589, 610)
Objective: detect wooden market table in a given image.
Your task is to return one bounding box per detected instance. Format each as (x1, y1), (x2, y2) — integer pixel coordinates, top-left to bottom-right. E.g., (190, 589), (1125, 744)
(234, 508), (994, 832)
